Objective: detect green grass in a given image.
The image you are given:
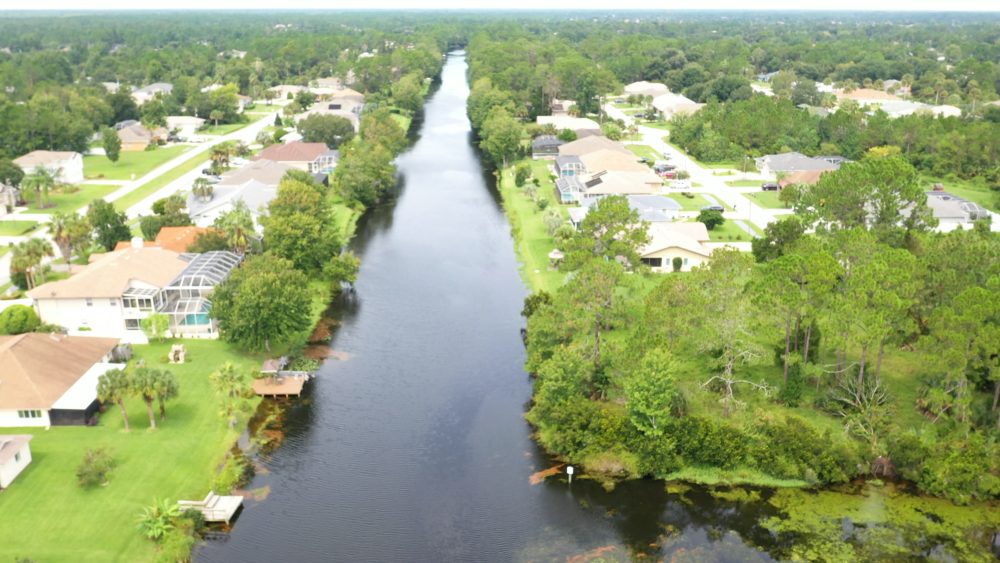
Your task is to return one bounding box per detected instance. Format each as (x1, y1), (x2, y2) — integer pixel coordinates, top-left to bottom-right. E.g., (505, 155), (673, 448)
(112, 154), (210, 212)
(0, 340), (262, 563)
(725, 179), (763, 188)
(626, 144), (659, 162)
(707, 219), (758, 242)
(923, 176), (999, 213)
(84, 146), (191, 181)
(0, 220), (38, 236)
(745, 191), (790, 209)
(665, 467), (808, 488)
(27, 185), (119, 214)
(198, 122), (249, 136)
(497, 159), (569, 294)
(672, 193), (716, 212)
(640, 121), (671, 131)
(389, 111), (413, 133)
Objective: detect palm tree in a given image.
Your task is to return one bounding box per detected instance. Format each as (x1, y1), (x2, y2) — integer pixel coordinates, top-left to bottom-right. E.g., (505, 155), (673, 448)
(22, 168), (57, 209)
(152, 369), (179, 421)
(132, 367), (159, 430)
(49, 211), (90, 264)
(97, 368), (132, 432)
(213, 200), (255, 255)
(209, 362), (250, 427)
(192, 177), (214, 203)
(136, 498), (180, 541)
(10, 238), (54, 289)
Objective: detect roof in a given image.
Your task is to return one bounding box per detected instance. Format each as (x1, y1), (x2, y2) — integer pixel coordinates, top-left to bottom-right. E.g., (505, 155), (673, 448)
(531, 135), (564, 150)
(0, 334), (119, 410)
(536, 115), (601, 133)
(166, 251), (241, 289)
(641, 222), (713, 257)
(254, 142), (330, 164)
(556, 176), (585, 195)
(558, 136), (632, 157)
(556, 155), (583, 168)
(924, 191), (991, 222)
(156, 226), (213, 253)
(836, 88), (900, 102)
(135, 82), (173, 95)
(217, 160), (292, 189)
(652, 93), (703, 116)
(757, 152), (841, 173)
(582, 170), (662, 197)
(28, 247), (189, 300)
(624, 81), (670, 97)
(190, 160), (291, 220)
(0, 435), (32, 465)
(166, 115), (206, 128)
(118, 124), (166, 143)
(579, 149), (648, 173)
(13, 150), (80, 168)
(779, 169), (828, 187)
(577, 195), (681, 223)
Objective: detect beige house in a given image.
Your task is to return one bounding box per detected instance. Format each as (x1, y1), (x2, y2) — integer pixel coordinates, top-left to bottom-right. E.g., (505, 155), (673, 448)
(579, 149), (649, 174)
(558, 136), (633, 158)
(0, 435), (33, 488)
(580, 170), (663, 199)
(652, 92), (704, 119)
(269, 84), (308, 100)
(118, 123), (168, 152)
(13, 150), (84, 184)
(0, 334), (120, 428)
(640, 222), (712, 272)
(624, 81), (670, 99)
(166, 116), (206, 139)
(253, 142), (334, 172)
(536, 115), (601, 136)
(132, 82), (173, 105)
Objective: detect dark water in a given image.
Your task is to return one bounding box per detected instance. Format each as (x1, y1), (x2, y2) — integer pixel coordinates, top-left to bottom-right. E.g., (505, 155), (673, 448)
(196, 52), (784, 563)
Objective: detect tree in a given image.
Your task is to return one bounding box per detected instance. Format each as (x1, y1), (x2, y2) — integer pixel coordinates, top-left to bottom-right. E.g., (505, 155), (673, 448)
(333, 143), (396, 207)
(187, 229), (229, 253)
(211, 254), (312, 351)
(102, 127), (121, 165)
(209, 361), (251, 426)
(10, 238), (54, 290)
(479, 107), (522, 169)
(297, 114), (355, 148)
(97, 368), (132, 432)
(136, 498), (180, 542)
(22, 168), (56, 208)
(87, 199), (131, 251)
(752, 216), (805, 262)
(0, 305), (40, 334)
(213, 200), (255, 254)
(563, 259), (626, 375)
(623, 349), (682, 437)
(140, 313), (170, 342)
(696, 209), (725, 230)
(325, 251), (361, 288)
(0, 158), (25, 187)
(49, 211), (91, 264)
(263, 177), (340, 273)
(209, 109), (224, 127)
(391, 72), (424, 113)
(192, 177), (214, 203)
(152, 369), (179, 421)
(131, 367), (160, 429)
(562, 195), (649, 271)
(77, 448), (115, 488)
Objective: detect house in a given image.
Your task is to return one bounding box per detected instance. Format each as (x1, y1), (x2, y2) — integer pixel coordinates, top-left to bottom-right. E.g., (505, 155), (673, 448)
(0, 435), (32, 488)
(13, 151), (84, 184)
(756, 71), (780, 82)
(754, 152), (842, 177)
(922, 190), (992, 232)
(639, 222), (712, 272)
(314, 76), (343, 90)
(550, 98), (576, 116)
(0, 333), (120, 427)
(114, 226), (214, 254)
(579, 170), (662, 199)
(118, 123), (168, 152)
(252, 141), (332, 172)
(166, 116), (206, 138)
(132, 82), (173, 105)
(531, 135), (564, 159)
(157, 251), (242, 337)
(328, 88), (365, 105)
(269, 84), (308, 100)
(536, 115), (601, 136)
(189, 159), (292, 226)
(556, 176), (585, 204)
(558, 136), (633, 158)
(623, 81), (670, 99)
(569, 194), (681, 227)
(28, 245), (190, 339)
(651, 93), (703, 119)
(0, 183), (19, 216)
(578, 149), (649, 174)
(555, 155), (585, 177)
(779, 169), (829, 188)
(297, 104), (361, 132)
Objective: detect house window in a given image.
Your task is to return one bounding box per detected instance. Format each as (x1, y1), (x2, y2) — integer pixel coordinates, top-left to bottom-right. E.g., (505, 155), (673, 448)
(14, 452), (20, 463)
(641, 257), (663, 268)
(17, 410), (42, 419)
(85, 298), (93, 307)
(683, 258), (690, 266)
(109, 299), (117, 307)
(125, 319), (141, 330)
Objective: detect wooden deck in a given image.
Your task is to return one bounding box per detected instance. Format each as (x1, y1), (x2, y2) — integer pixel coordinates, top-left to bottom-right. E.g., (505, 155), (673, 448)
(178, 491), (242, 523)
(253, 374), (309, 397)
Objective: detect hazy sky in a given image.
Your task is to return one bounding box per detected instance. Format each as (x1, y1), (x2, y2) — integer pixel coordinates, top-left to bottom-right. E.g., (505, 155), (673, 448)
(10, 0), (1000, 11)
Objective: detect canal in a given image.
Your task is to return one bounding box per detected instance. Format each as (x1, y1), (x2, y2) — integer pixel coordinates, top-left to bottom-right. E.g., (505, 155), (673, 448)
(195, 52), (996, 563)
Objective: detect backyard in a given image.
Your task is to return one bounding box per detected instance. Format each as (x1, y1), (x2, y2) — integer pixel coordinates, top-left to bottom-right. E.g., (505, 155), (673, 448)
(0, 220), (38, 236)
(0, 340), (262, 563)
(706, 219), (759, 242)
(84, 146), (191, 181)
(744, 190), (790, 209)
(27, 185), (118, 214)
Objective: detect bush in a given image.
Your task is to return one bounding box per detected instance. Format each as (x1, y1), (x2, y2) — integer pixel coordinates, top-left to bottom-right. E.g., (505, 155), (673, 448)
(697, 209), (725, 230)
(778, 363), (804, 407)
(77, 448), (115, 488)
(514, 162), (531, 187)
(0, 305), (40, 334)
(671, 256), (683, 272)
(535, 197), (549, 211)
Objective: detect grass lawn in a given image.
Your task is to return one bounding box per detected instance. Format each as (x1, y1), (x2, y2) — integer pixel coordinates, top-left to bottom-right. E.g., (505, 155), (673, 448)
(198, 122), (249, 136)
(0, 340), (262, 563)
(389, 111), (413, 133)
(923, 176), (998, 212)
(672, 193), (717, 212)
(28, 185), (119, 214)
(498, 159), (570, 294)
(725, 179), (763, 188)
(84, 146), (191, 181)
(626, 144), (659, 162)
(112, 154), (210, 212)
(640, 121), (671, 131)
(707, 219), (758, 242)
(0, 220), (38, 236)
(745, 191), (790, 209)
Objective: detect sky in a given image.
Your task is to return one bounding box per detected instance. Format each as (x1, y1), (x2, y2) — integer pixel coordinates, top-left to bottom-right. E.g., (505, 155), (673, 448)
(8, 0), (1000, 11)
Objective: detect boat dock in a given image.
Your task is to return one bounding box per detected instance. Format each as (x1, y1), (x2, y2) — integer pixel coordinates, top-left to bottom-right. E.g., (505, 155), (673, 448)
(178, 491), (243, 523)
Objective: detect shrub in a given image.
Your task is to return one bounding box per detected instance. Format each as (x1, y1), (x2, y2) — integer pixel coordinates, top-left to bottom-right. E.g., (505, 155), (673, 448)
(778, 363), (804, 407)
(514, 162), (531, 187)
(0, 305), (40, 334)
(671, 256), (683, 272)
(697, 209), (725, 230)
(535, 197), (549, 211)
(77, 448), (115, 488)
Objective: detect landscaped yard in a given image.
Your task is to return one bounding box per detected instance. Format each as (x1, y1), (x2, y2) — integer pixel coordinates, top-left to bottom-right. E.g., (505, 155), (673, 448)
(0, 340), (262, 563)
(112, 154), (210, 212)
(707, 219), (759, 242)
(84, 146), (191, 181)
(626, 144), (660, 162)
(0, 220), (38, 236)
(672, 192), (721, 212)
(725, 179), (763, 188)
(198, 122), (249, 136)
(745, 190), (790, 209)
(28, 185), (119, 214)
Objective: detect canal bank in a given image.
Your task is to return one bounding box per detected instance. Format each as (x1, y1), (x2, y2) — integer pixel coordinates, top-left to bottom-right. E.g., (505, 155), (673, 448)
(196, 51), (1000, 563)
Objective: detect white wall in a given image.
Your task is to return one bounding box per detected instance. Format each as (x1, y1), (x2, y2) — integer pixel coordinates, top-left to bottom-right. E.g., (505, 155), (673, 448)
(35, 297), (128, 337)
(0, 410), (50, 429)
(0, 442), (32, 488)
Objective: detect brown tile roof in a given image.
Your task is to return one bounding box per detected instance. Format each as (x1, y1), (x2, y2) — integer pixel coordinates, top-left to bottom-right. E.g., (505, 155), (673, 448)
(253, 142), (329, 164)
(779, 169), (828, 187)
(0, 435), (32, 465)
(112, 227), (215, 254)
(118, 124), (167, 144)
(28, 247), (188, 300)
(0, 334), (119, 410)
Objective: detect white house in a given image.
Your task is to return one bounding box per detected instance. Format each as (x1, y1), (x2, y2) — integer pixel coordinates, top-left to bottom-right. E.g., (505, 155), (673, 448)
(13, 151), (84, 185)
(639, 222), (713, 272)
(132, 82), (173, 105)
(166, 115), (206, 139)
(0, 334), (120, 428)
(28, 244), (190, 340)
(652, 92), (704, 119)
(623, 81), (670, 99)
(0, 435), (33, 488)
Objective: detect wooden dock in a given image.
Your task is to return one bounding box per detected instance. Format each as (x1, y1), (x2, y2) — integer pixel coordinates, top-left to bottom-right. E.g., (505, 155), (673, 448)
(253, 374), (310, 397)
(178, 491), (243, 523)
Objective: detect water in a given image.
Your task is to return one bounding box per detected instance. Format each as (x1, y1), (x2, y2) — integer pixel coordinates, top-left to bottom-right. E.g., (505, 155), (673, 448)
(196, 52), (981, 563)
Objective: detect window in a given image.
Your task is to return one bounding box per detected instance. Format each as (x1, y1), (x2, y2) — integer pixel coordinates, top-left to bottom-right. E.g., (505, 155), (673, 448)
(683, 258), (690, 266)
(641, 257), (663, 268)
(85, 298), (93, 307)
(17, 410), (42, 419)
(125, 319), (141, 330)
(14, 452), (20, 463)
(109, 299), (117, 307)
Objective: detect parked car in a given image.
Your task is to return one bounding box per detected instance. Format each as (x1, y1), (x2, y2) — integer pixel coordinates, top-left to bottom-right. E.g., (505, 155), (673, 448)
(654, 163), (676, 173)
(762, 182), (780, 191)
(702, 205), (725, 212)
